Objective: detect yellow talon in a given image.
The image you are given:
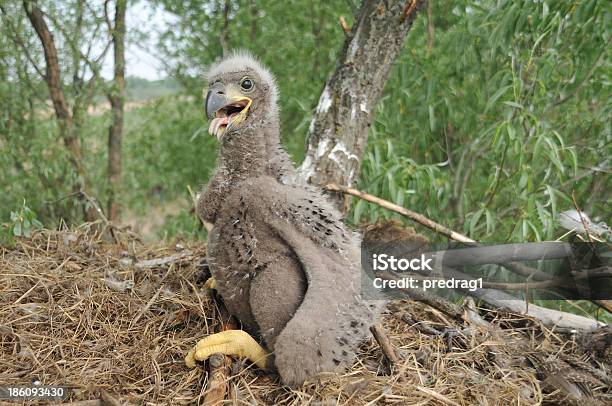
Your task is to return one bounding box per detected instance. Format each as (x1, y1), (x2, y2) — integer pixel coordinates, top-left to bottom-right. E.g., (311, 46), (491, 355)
(185, 330), (270, 370)
(204, 277), (217, 290)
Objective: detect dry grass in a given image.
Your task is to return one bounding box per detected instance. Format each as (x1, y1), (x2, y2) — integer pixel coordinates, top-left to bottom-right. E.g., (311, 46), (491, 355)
(0, 227), (609, 405)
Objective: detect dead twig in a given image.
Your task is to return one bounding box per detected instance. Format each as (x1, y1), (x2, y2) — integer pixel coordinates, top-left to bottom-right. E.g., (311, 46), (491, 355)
(402, 313), (448, 336)
(369, 324), (407, 383)
(134, 250), (193, 269)
(203, 295), (239, 405)
(339, 16), (351, 33)
(79, 190), (117, 243)
(60, 401), (102, 406)
(401, 0), (418, 23)
(416, 386), (462, 406)
(130, 268), (172, 326)
(440, 265), (604, 332)
(370, 324), (400, 365)
(593, 300), (612, 313)
(326, 183), (476, 244)
(481, 268), (612, 290)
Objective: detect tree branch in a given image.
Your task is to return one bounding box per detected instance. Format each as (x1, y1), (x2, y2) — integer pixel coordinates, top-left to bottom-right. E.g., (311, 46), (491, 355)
(203, 294), (238, 405)
(220, 0), (231, 56)
(0, 6), (45, 78)
(24, 1), (72, 122)
(326, 183), (477, 244)
(370, 324), (405, 381)
(23, 0), (96, 221)
(41, 7), (111, 89)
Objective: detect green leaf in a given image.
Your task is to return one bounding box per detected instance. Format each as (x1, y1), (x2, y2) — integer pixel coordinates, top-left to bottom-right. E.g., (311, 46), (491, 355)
(428, 105), (436, 132)
(522, 219), (529, 241)
(469, 208), (484, 235)
(395, 189), (405, 207)
(502, 101), (524, 109)
(353, 199), (366, 224)
(485, 209), (495, 234)
(387, 172), (397, 199)
(527, 220), (541, 241)
(485, 85), (513, 113)
(507, 124), (516, 141)
(13, 222), (22, 237)
(519, 172), (528, 190)
(545, 185), (557, 216)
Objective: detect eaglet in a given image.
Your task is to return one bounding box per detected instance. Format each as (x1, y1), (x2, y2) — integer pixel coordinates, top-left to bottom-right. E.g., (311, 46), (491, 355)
(185, 52), (382, 387)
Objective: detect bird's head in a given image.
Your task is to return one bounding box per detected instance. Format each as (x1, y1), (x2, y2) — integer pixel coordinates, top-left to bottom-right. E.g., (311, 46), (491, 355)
(205, 52), (278, 142)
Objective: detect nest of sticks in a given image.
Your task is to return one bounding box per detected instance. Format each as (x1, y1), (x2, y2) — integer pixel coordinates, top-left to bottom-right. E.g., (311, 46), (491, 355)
(1, 226), (610, 405)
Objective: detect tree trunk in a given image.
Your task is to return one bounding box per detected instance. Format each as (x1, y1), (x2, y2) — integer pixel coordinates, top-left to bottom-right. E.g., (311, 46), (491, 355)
(220, 0), (231, 56)
(107, 0), (127, 222)
(298, 0), (425, 210)
(427, 0), (434, 50)
(23, 0), (97, 221)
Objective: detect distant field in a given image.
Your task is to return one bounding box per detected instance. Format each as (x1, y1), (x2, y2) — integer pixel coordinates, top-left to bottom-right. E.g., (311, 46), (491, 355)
(126, 76), (182, 101)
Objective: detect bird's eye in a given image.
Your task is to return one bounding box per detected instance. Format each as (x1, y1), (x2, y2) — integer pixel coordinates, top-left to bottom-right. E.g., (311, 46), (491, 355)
(240, 77), (254, 91)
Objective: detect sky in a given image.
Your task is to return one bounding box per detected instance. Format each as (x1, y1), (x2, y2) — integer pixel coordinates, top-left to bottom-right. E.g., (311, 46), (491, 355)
(100, 2), (170, 81)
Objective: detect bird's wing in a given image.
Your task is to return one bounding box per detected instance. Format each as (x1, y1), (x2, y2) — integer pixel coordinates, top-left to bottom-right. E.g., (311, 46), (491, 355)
(243, 177), (382, 387)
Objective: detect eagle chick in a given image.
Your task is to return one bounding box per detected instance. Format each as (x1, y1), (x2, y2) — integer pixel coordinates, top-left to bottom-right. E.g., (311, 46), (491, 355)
(185, 52), (381, 387)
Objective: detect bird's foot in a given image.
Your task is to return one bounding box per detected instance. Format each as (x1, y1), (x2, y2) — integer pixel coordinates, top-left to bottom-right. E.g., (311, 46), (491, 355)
(185, 330), (270, 369)
(204, 277), (217, 290)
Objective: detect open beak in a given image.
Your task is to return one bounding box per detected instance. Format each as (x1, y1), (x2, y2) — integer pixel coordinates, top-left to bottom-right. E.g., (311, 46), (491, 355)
(205, 84), (252, 141)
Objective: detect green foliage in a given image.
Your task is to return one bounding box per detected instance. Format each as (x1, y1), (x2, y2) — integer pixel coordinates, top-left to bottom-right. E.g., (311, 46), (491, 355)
(80, 96), (215, 240)
(125, 77), (181, 101)
(351, 0), (611, 243)
(98, 96), (217, 213)
(158, 209), (208, 241)
(1, 200), (43, 245)
(10, 201), (43, 238)
(1, 0), (117, 222)
(1, 0), (609, 246)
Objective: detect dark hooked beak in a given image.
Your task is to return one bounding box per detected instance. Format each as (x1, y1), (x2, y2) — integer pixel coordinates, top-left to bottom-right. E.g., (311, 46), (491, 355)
(204, 83), (253, 141)
(205, 84), (228, 119)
